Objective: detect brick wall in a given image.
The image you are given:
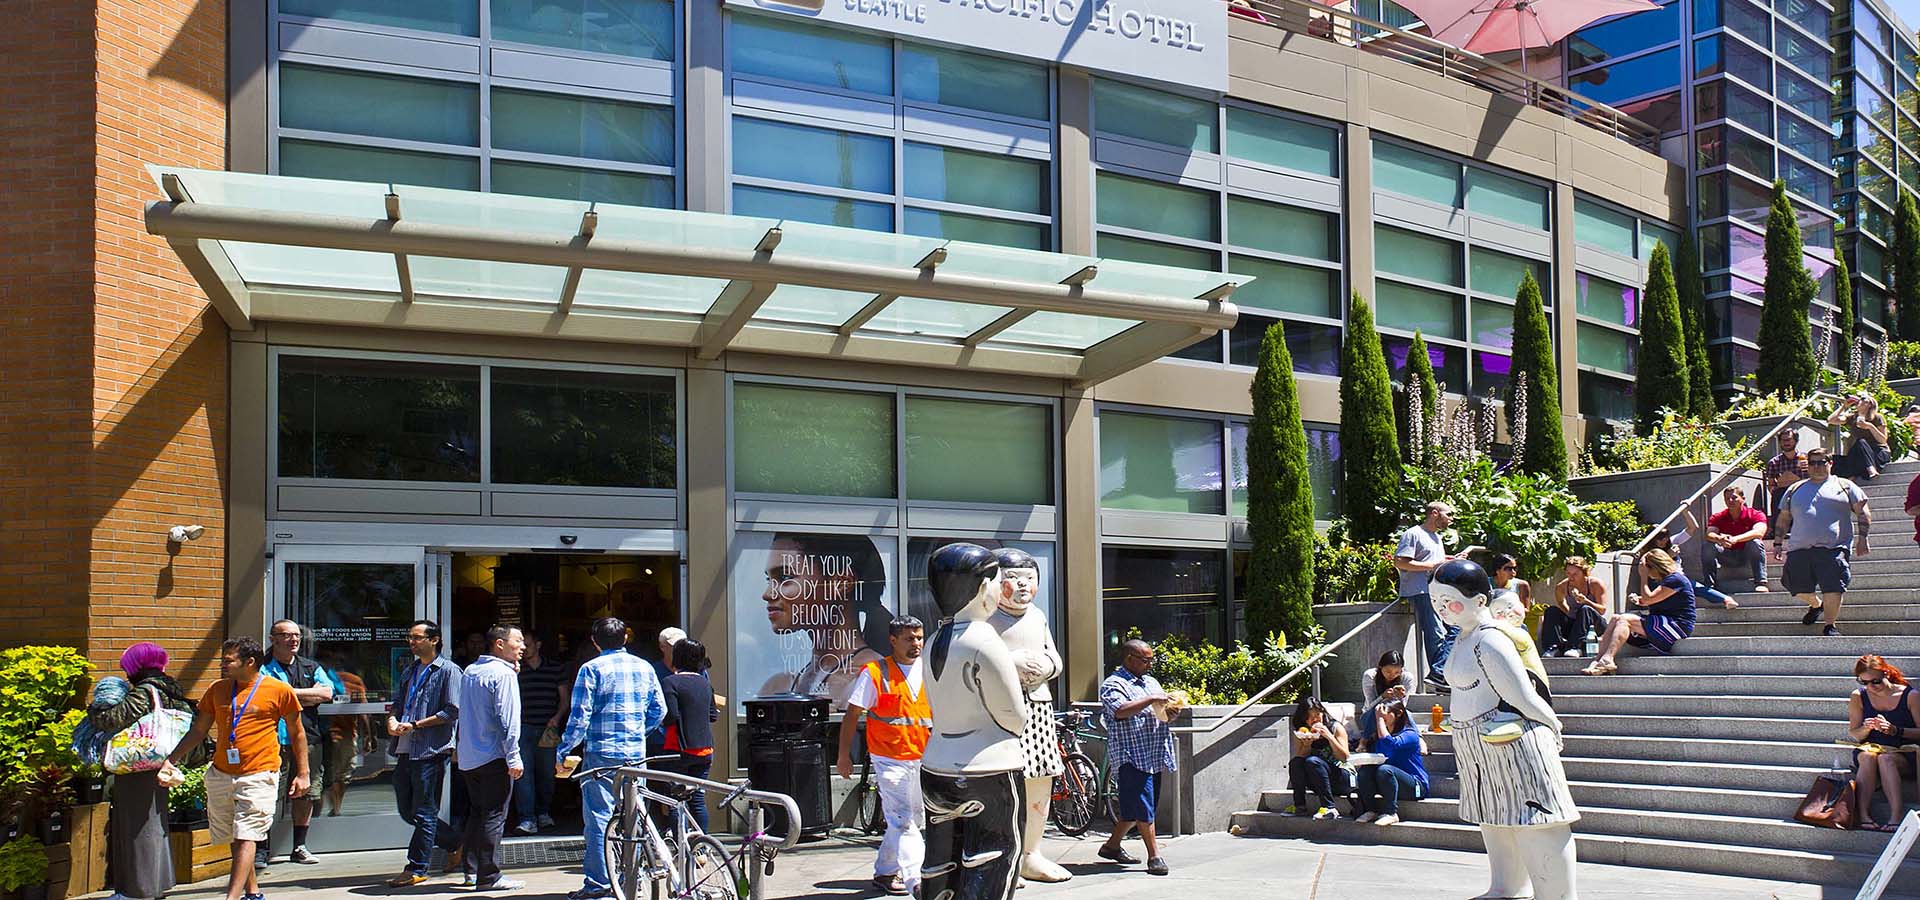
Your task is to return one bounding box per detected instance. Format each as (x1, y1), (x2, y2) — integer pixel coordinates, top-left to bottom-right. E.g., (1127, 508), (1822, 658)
(89, 0), (229, 693)
(0, 2), (99, 649)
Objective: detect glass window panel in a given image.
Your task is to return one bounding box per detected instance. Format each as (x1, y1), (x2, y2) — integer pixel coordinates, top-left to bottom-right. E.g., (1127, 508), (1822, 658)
(1473, 350), (1513, 395)
(902, 143), (1047, 214)
(904, 538), (1053, 634)
(1471, 298), (1517, 349)
(489, 368), (675, 488)
(278, 355), (481, 482)
(900, 44), (1049, 120)
(1466, 168), (1549, 229)
(904, 397), (1050, 505)
(280, 64), (478, 146)
(1382, 336), (1467, 390)
(1471, 248), (1548, 300)
(1101, 233), (1218, 269)
(1777, 65), (1828, 122)
(733, 383), (894, 497)
(1857, 36), (1894, 92)
(1579, 372), (1636, 421)
(1229, 315), (1342, 375)
(730, 14), (891, 94)
(1376, 281), (1464, 339)
(1169, 333), (1225, 363)
(1781, 152), (1831, 206)
(1567, 1), (1678, 70)
(728, 530), (895, 713)
(733, 118), (890, 193)
(1697, 171), (1727, 219)
(1697, 0), (1770, 46)
(1376, 226), (1463, 286)
(1567, 47), (1681, 104)
(1695, 79), (1772, 133)
(1576, 272), (1639, 326)
(1092, 79), (1218, 152)
(1228, 423), (1343, 518)
(1641, 222), (1679, 258)
(1616, 91), (1683, 133)
(1576, 323), (1637, 371)
(1224, 106), (1339, 176)
(283, 0), (477, 34)
(1857, 0), (1892, 49)
(490, 0), (673, 59)
(491, 161), (673, 207)
(1778, 111), (1828, 162)
(1708, 295), (1762, 339)
(1226, 197), (1336, 259)
(733, 185), (892, 231)
(1226, 255), (1339, 318)
(1373, 142), (1461, 206)
(1101, 547), (1225, 664)
(1860, 242), (1889, 281)
(1694, 35), (1770, 88)
(1098, 412), (1225, 514)
(491, 90), (671, 166)
(1575, 199), (1638, 255)
(1727, 173), (1773, 227)
(280, 140), (480, 190)
(903, 208), (1048, 250)
(1095, 172), (1217, 241)
(1775, 26), (1829, 80)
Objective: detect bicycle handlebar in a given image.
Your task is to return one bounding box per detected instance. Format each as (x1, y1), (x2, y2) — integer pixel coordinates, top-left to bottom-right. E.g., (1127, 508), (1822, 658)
(578, 762), (803, 853)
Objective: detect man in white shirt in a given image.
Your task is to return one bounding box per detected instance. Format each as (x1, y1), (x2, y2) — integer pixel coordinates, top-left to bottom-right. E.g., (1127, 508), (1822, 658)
(836, 618), (929, 897)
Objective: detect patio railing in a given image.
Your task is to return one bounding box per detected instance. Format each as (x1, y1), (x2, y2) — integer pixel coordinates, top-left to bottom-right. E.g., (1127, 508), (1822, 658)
(1231, 0), (1665, 151)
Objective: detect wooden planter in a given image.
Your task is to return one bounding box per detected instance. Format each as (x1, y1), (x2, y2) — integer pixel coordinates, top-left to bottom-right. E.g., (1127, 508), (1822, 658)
(48, 803), (109, 899)
(168, 828), (230, 885)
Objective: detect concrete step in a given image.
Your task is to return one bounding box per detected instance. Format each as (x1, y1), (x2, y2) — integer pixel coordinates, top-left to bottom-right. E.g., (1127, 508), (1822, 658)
(1381, 796), (1886, 857)
(1713, 587), (1920, 606)
(1664, 635), (1920, 656)
(1696, 602), (1920, 623)
(1421, 730), (1845, 768)
(1692, 619), (1920, 638)
(1553, 712), (1850, 743)
(1534, 672), (1858, 696)
(1411, 692), (1852, 720)
(1260, 779), (1806, 820)
(1229, 811), (1920, 890)
(1543, 654), (1915, 677)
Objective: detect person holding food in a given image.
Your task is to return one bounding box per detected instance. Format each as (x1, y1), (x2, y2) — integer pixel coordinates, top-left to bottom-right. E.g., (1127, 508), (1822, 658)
(1848, 654), (1920, 831)
(1352, 700), (1428, 826)
(1285, 697), (1352, 819)
(1355, 651), (1413, 750)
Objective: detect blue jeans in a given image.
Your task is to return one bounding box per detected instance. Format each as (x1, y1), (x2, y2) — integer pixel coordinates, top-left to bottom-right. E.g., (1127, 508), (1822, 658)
(1355, 764), (1423, 816)
(1404, 591), (1458, 681)
(581, 751), (641, 892)
(394, 754), (460, 875)
(512, 733), (556, 826)
(1703, 539), (1766, 588)
(666, 754), (711, 834)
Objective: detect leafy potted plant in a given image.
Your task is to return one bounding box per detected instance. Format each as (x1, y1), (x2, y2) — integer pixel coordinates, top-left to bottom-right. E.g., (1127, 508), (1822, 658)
(166, 764), (207, 830)
(19, 767), (71, 845)
(0, 835), (47, 900)
(70, 763), (105, 806)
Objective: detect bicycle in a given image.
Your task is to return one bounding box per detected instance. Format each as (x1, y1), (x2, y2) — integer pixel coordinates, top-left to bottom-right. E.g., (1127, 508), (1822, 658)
(844, 728), (885, 836)
(1050, 709), (1114, 836)
(577, 757), (752, 900)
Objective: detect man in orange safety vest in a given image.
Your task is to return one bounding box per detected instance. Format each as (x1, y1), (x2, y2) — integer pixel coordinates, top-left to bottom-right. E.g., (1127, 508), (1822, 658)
(836, 616), (929, 897)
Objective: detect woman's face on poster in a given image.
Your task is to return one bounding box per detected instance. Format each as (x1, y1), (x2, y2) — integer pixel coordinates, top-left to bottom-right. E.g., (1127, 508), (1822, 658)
(762, 538), (856, 635)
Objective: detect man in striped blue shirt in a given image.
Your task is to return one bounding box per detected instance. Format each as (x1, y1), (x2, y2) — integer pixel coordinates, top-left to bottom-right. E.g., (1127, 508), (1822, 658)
(557, 617), (665, 900)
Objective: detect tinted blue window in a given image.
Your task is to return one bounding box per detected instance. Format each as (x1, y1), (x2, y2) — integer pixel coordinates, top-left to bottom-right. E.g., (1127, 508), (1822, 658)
(732, 118), (891, 193)
(1569, 47), (1681, 103)
(730, 14), (891, 94)
(733, 186), (892, 231)
(1567, 2), (1678, 70)
(1775, 26), (1828, 80)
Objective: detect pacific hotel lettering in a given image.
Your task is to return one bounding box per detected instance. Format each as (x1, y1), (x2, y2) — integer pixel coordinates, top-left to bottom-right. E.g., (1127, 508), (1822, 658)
(842, 0), (1209, 50)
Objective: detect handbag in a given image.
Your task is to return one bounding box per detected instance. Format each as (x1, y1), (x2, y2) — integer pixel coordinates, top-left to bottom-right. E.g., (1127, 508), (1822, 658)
(1478, 711), (1527, 745)
(1794, 773), (1857, 829)
(102, 685), (193, 775)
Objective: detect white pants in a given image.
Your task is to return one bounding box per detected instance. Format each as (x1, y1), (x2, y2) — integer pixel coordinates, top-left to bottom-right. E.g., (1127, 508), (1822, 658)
(873, 756), (924, 889)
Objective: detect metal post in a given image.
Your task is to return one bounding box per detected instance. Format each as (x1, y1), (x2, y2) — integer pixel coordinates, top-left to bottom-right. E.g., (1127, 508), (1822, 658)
(1310, 662), (1323, 700)
(748, 805), (766, 900)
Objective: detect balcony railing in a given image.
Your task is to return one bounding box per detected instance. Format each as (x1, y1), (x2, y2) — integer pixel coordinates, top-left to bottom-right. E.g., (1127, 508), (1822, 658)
(1231, 0), (1665, 151)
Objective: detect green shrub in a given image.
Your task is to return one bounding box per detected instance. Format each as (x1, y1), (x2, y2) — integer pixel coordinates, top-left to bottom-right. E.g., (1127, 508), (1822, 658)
(1312, 536), (1398, 605)
(1720, 390), (1813, 422)
(1757, 179), (1818, 394)
(1677, 231), (1717, 420)
(1245, 321), (1319, 645)
(0, 836), (46, 890)
(1511, 272), (1566, 480)
(1887, 340), (1920, 380)
(169, 764), (209, 820)
(1835, 252), (1856, 372)
(1636, 244), (1692, 434)
(0, 647), (89, 787)
(1579, 500), (1646, 553)
(1143, 630), (1327, 706)
(1589, 410), (1747, 473)
(1396, 458), (1620, 580)
(1898, 192), (1920, 342)
(1340, 294), (1404, 542)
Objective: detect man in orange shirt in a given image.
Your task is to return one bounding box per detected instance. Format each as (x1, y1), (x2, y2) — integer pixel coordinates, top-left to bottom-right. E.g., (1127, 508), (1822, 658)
(169, 637), (307, 900)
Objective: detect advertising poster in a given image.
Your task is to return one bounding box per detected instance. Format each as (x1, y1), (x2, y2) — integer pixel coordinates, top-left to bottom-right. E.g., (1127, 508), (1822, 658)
(903, 537), (1054, 629)
(732, 532), (896, 712)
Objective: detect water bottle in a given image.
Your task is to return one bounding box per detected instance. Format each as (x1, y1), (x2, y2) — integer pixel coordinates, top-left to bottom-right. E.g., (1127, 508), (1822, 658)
(1583, 626), (1600, 657)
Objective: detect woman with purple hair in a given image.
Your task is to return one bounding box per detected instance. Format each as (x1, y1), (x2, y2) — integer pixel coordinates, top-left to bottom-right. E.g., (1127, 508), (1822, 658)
(85, 642), (206, 900)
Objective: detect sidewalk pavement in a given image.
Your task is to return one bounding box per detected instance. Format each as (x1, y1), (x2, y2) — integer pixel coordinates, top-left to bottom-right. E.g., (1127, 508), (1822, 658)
(130, 830), (1905, 900)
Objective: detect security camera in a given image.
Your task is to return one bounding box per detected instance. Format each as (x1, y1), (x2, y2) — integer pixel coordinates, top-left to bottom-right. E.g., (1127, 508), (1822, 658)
(167, 524), (205, 544)
(559, 534), (578, 545)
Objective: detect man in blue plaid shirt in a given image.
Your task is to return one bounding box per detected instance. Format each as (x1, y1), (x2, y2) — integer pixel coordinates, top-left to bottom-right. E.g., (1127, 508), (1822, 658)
(1098, 639), (1176, 877)
(556, 617), (665, 900)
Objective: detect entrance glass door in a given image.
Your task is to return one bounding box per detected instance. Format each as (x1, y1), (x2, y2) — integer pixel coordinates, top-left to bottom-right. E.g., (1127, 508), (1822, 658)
(271, 545), (431, 853)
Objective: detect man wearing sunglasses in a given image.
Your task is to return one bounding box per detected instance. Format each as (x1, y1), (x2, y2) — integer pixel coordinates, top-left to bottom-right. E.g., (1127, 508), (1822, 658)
(1776, 447), (1871, 636)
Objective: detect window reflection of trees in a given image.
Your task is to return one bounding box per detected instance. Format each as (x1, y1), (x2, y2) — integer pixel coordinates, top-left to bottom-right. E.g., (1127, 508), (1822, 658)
(279, 357), (481, 482)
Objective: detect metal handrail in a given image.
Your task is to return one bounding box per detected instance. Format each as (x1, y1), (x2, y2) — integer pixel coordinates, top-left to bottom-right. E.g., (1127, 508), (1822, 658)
(610, 763), (803, 900)
(1230, 0), (1664, 150)
(1169, 600), (1399, 734)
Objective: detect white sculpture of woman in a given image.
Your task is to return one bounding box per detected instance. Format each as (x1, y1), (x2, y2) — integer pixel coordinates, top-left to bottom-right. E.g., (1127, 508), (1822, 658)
(1431, 559), (1580, 900)
(921, 543), (1026, 900)
(987, 547), (1069, 883)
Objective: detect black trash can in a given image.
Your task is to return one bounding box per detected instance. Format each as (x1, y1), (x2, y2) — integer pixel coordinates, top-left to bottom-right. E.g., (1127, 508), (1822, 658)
(744, 694), (832, 838)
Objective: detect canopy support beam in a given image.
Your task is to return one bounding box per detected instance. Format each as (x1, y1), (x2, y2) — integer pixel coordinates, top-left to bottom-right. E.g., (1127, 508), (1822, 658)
(556, 209), (599, 314)
(964, 309), (1033, 347)
(159, 174), (253, 330)
(1074, 322), (1216, 388)
(836, 246), (947, 336)
(695, 227), (782, 359)
(384, 192), (414, 303)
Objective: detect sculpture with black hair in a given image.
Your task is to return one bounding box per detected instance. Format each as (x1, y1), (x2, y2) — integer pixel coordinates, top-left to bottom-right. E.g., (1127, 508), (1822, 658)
(985, 547), (1069, 883)
(920, 543), (1025, 900)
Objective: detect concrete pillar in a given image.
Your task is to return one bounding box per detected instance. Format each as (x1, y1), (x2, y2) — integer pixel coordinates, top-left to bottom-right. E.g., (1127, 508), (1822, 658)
(1058, 70), (1095, 256)
(1344, 122), (1374, 310)
(1061, 389), (1101, 698)
(1552, 181), (1584, 435)
(228, 337), (270, 639)
(684, 363), (734, 767)
(683, 2), (727, 214)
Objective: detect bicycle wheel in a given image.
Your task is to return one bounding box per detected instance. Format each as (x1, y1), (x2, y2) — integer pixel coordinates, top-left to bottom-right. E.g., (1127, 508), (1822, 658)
(1103, 761), (1122, 826)
(602, 807), (646, 900)
(1050, 753), (1097, 837)
(680, 834), (738, 900)
(862, 781), (886, 836)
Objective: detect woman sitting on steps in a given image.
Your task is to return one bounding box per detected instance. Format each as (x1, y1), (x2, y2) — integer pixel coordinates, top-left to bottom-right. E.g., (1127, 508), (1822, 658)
(1848, 654), (1920, 831)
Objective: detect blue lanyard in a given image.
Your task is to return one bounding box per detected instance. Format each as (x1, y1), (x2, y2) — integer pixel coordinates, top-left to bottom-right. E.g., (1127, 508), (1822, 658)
(403, 663), (429, 717)
(229, 676), (263, 746)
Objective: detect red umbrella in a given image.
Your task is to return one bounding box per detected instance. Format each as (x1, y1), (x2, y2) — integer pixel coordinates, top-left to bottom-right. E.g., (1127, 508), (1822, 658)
(1396, 0), (1658, 70)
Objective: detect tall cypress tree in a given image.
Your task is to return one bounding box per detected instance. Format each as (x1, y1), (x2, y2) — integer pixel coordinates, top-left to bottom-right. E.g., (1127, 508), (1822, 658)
(1897, 191), (1920, 341)
(1404, 330), (1438, 463)
(1341, 294), (1404, 542)
(1636, 243), (1690, 433)
(1756, 180), (1818, 395)
(1676, 231), (1716, 419)
(1835, 251), (1855, 376)
(1245, 321), (1318, 644)
(1510, 272), (1566, 480)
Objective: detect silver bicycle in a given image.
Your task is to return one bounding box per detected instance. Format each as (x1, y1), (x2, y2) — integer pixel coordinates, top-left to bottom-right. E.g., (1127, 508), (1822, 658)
(576, 757), (749, 900)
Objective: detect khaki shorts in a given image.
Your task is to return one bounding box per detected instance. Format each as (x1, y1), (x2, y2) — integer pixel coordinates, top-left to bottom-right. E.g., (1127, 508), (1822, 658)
(207, 768), (279, 844)
(279, 742), (325, 800)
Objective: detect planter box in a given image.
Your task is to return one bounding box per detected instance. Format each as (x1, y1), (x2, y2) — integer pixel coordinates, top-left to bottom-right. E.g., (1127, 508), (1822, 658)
(1886, 377), (1920, 400)
(1717, 415), (1831, 456)
(168, 828), (230, 885)
(1162, 704), (1296, 835)
(1572, 463), (1764, 589)
(56, 804), (106, 899)
(1313, 601), (1413, 707)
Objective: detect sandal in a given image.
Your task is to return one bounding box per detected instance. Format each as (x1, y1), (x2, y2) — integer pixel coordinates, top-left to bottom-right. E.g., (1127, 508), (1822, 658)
(1580, 661), (1618, 676)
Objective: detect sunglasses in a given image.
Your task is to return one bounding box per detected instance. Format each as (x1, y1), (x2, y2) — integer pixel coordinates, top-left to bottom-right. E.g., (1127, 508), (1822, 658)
(1500, 565), (1518, 572)
(1861, 676), (1886, 686)
(1808, 459), (1831, 466)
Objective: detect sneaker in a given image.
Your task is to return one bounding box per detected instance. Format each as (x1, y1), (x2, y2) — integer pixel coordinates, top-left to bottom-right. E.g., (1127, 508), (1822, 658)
(460, 875), (477, 889)
(567, 890), (614, 900)
(1374, 814), (1401, 826)
(387, 873), (430, 887)
(1803, 606), (1821, 626)
(1753, 584), (1770, 592)
(1427, 672), (1451, 695)
(289, 846), (320, 865)
(873, 874), (909, 895)
(1559, 649), (1583, 658)
(1825, 624), (1842, 637)
(1146, 857), (1169, 876)
(537, 814), (556, 830)
(1096, 845), (1141, 865)
(254, 853), (269, 871)
(243, 893), (264, 900)
(1312, 807), (1340, 820)
(1355, 812), (1379, 824)
(512, 820), (538, 835)
(441, 848), (464, 875)
(474, 878), (524, 892)
(1281, 804), (1305, 817)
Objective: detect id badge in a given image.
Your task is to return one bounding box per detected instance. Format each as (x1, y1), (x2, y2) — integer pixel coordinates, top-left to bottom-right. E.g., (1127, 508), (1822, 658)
(227, 748), (241, 766)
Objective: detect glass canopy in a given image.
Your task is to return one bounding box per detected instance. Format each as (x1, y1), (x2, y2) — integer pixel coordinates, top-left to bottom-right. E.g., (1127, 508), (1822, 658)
(144, 167), (1245, 387)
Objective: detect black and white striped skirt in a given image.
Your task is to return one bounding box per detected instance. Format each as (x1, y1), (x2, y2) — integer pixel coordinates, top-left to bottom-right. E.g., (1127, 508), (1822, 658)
(1451, 718), (1580, 827)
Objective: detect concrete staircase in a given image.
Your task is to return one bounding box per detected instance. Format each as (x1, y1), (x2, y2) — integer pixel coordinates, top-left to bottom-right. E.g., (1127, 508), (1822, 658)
(1232, 459), (1920, 890)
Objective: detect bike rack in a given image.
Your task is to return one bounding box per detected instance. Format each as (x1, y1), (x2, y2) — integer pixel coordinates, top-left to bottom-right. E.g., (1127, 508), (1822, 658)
(611, 763), (803, 900)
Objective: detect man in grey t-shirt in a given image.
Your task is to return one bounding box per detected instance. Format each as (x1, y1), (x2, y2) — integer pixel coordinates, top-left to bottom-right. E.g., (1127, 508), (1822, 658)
(1392, 501), (1458, 690)
(1776, 446), (1871, 636)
